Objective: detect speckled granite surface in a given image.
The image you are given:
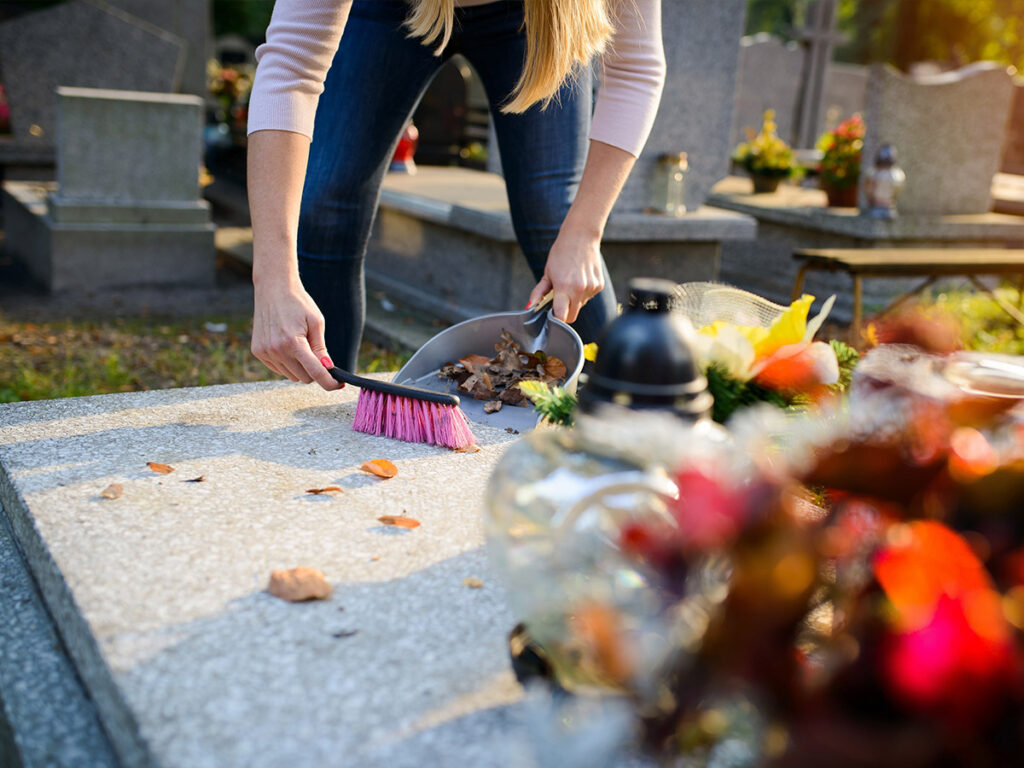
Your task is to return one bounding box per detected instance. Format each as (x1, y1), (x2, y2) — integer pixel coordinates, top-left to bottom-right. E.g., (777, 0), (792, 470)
(0, 380), (531, 768)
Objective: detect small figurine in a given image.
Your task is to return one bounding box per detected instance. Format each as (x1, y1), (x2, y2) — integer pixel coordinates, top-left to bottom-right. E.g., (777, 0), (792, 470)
(863, 143), (906, 219)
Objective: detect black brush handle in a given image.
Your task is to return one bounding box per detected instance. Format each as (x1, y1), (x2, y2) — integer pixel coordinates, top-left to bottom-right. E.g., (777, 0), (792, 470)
(328, 367), (460, 407)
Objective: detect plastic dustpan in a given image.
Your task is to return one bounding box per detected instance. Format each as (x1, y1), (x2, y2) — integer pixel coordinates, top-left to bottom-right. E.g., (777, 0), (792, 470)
(392, 294), (585, 433)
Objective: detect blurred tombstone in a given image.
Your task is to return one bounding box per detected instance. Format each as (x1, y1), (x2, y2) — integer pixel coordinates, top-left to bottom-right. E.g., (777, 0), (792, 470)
(613, 0), (747, 213)
(1002, 78), (1024, 176)
(105, 0), (212, 99)
(0, 0), (185, 177)
(861, 61), (1016, 214)
(821, 62), (868, 133)
(730, 34), (805, 150)
(793, 0), (845, 148)
(2, 87), (215, 293)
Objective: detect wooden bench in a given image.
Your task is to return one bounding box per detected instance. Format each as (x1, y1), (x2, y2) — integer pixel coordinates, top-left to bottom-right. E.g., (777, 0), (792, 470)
(791, 248), (1024, 338)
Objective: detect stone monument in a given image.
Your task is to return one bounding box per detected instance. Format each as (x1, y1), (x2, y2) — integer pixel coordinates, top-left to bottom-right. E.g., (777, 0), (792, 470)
(2, 87), (215, 293)
(861, 62), (1016, 215)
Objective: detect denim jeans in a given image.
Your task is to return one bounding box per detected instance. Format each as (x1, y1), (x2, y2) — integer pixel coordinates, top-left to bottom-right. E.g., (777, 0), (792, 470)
(297, 0), (617, 371)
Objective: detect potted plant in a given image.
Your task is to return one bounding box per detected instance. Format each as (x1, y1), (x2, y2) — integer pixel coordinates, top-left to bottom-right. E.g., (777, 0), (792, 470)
(732, 109), (796, 193)
(817, 113), (864, 207)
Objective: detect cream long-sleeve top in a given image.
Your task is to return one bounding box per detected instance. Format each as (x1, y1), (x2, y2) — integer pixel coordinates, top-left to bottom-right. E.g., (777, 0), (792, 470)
(247, 0), (666, 158)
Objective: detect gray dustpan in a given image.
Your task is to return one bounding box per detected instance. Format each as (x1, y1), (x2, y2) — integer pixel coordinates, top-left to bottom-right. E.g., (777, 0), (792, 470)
(392, 296), (585, 433)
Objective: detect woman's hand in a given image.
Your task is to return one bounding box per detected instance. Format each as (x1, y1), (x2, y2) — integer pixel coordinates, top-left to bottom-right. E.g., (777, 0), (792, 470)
(525, 139), (637, 323)
(527, 227), (605, 324)
(251, 276), (341, 391)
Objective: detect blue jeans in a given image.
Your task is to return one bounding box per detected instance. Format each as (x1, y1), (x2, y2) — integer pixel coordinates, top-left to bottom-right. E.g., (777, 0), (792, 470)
(298, 0), (616, 371)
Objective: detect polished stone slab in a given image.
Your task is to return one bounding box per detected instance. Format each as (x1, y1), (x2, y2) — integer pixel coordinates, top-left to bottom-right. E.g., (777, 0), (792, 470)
(0, 380), (531, 767)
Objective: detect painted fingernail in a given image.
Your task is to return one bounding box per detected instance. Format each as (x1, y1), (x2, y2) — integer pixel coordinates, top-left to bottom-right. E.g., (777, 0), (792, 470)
(524, 300), (533, 310)
(320, 356), (333, 369)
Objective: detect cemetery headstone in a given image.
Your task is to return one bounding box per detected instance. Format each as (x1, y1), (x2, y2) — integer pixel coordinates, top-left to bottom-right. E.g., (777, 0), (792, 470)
(0, 0), (184, 173)
(730, 34), (806, 150)
(2, 87), (215, 292)
(613, 0), (748, 214)
(1002, 77), (1024, 176)
(104, 0), (212, 99)
(793, 0), (844, 148)
(861, 61), (1016, 215)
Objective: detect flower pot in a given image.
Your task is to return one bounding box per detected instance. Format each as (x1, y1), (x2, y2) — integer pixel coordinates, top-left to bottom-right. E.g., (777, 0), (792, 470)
(751, 174), (782, 194)
(822, 181), (858, 207)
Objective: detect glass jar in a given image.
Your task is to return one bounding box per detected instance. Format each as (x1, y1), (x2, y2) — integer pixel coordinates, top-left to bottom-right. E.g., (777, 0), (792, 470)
(649, 152), (688, 216)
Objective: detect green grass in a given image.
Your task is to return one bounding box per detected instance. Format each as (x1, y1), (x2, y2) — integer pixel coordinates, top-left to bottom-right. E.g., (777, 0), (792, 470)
(0, 313), (410, 403)
(919, 283), (1024, 356)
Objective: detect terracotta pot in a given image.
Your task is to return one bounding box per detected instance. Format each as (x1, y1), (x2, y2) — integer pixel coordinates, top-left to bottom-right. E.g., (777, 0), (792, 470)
(751, 174), (782, 194)
(822, 182), (858, 207)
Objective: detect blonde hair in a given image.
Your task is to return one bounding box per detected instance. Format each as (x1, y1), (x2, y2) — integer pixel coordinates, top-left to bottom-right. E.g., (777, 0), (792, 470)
(404, 0), (614, 113)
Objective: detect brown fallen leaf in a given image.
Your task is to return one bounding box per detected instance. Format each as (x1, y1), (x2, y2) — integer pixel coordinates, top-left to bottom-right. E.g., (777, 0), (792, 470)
(185, 476), (205, 483)
(100, 483), (123, 500)
(483, 400), (503, 414)
(463, 577), (484, 589)
(458, 354), (491, 371)
(361, 459), (398, 479)
(454, 444), (482, 453)
(146, 461), (174, 474)
(541, 356), (567, 380)
(378, 515), (420, 529)
(505, 427), (520, 434)
(306, 486), (343, 494)
(267, 567), (333, 602)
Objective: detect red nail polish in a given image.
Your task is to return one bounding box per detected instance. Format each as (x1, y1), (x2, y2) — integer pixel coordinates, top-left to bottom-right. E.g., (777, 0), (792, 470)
(320, 356), (333, 369)
(524, 300), (533, 310)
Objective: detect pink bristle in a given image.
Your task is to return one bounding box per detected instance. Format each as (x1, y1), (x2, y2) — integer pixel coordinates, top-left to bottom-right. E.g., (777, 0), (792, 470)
(351, 389), (475, 450)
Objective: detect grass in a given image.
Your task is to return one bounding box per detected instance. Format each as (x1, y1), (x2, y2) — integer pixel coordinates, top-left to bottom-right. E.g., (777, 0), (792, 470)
(917, 283), (1024, 356)
(0, 313), (410, 403)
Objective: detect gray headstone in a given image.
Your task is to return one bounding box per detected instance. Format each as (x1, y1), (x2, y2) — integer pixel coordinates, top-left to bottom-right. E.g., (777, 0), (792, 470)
(613, 0), (748, 214)
(53, 87), (203, 205)
(821, 62), (868, 132)
(0, 0), (184, 154)
(106, 0), (212, 99)
(862, 62), (1015, 215)
(730, 34), (805, 150)
(1002, 76), (1024, 175)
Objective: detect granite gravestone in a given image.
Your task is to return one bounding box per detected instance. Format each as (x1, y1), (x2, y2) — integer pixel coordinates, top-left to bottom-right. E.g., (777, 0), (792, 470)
(730, 34), (806, 151)
(862, 62), (1016, 215)
(104, 0), (212, 99)
(2, 87), (215, 292)
(613, 0), (748, 214)
(0, 0), (184, 173)
(1002, 77), (1024, 176)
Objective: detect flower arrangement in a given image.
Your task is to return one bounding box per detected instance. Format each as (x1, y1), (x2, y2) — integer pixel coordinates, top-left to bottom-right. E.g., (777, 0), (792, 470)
(693, 293), (858, 422)
(491, 306), (1024, 767)
(733, 109), (796, 190)
(817, 114), (864, 206)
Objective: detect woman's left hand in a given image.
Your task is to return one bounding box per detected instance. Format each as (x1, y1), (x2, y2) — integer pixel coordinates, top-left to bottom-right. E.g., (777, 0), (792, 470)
(527, 227), (605, 324)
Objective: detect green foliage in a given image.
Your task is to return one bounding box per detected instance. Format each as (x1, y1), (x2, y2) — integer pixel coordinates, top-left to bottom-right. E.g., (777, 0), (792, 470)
(923, 285), (1024, 356)
(0, 314), (409, 403)
(817, 114), (864, 190)
(829, 339), (860, 392)
(519, 380), (578, 427)
(212, 0), (274, 42)
(705, 364), (791, 424)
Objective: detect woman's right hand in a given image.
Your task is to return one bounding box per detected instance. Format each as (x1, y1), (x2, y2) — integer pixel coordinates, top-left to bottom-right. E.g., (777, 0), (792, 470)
(251, 276), (342, 391)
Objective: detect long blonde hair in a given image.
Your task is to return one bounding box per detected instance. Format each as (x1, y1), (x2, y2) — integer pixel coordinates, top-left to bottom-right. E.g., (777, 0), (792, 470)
(404, 0), (614, 113)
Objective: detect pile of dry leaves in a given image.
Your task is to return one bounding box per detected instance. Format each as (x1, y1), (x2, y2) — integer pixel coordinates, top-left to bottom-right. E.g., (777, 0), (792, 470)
(439, 331), (567, 414)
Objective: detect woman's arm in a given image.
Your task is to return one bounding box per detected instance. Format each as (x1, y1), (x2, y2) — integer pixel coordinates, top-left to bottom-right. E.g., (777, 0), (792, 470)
(528, 0), (666, 323)
(248, 129), (340, 390)
(246, 0), (352, 389)
(526, 139), (635, 323)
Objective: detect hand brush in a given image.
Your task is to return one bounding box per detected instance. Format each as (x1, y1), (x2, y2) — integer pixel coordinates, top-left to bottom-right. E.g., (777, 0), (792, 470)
(328, 367), (475, 450)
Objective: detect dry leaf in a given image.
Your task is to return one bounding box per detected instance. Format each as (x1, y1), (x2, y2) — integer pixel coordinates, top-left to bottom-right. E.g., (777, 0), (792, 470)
(267, 567), (332, 602)
(306, 486), (343, 494)
(146, 462), (174, 474)
(463, 577), (484, 589)
(185, 476), (205, 483)
(361, 459), (398, 478)
(458, 354), (491, 370)
(542, 356), (567, 380)
(100, 483), (123, 500)
(454, 444), (482, 453)
(483, 400), (503, 414)
(378, 515), (420, 529)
